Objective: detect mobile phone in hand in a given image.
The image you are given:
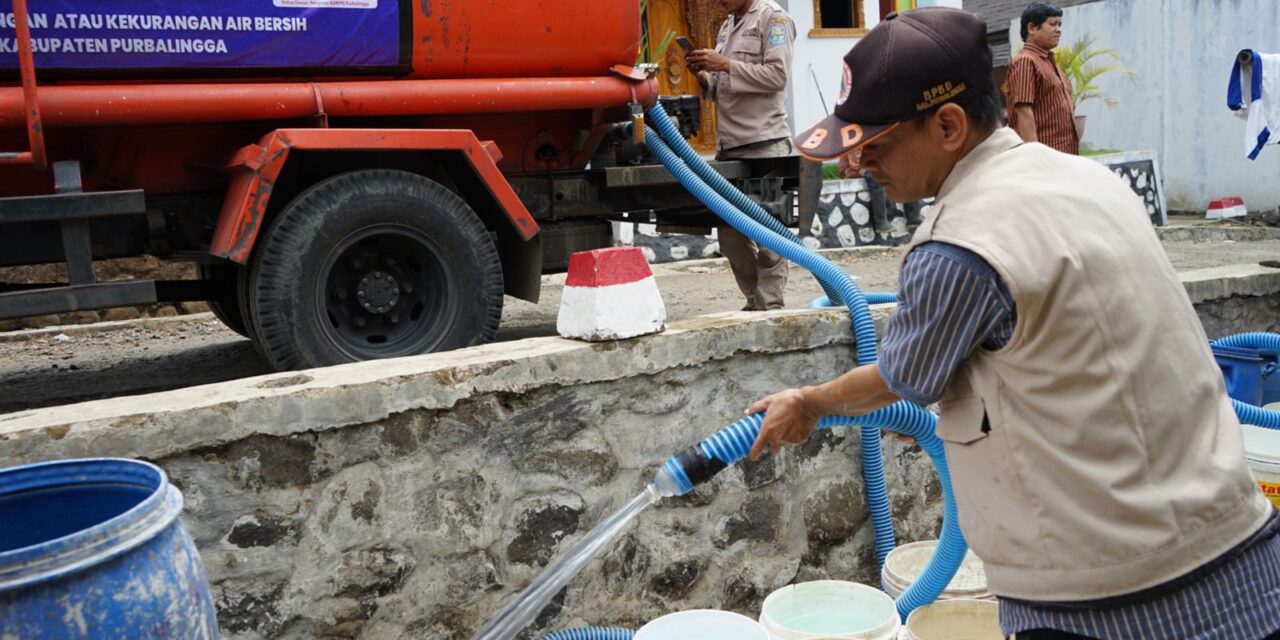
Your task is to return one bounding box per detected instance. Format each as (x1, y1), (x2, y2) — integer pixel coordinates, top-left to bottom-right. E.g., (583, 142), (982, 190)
(675, 36), (695, 53)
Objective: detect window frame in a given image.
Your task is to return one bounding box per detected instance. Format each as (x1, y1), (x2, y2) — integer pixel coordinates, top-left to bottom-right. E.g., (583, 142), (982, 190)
(809, 0), (867, 37)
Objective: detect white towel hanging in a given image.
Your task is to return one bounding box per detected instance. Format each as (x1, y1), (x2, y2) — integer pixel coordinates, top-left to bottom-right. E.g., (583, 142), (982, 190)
(1228, 48), (1280, 159)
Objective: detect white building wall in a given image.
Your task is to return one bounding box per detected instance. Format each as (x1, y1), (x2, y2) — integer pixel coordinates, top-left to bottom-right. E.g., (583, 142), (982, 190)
(1015, 0), (1280, 211)
(789, 1), (879, 137)
(789, 0), (961, 144)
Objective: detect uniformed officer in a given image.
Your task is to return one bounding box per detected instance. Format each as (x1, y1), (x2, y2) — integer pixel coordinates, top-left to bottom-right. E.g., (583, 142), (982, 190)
(687, 0), (795, 311)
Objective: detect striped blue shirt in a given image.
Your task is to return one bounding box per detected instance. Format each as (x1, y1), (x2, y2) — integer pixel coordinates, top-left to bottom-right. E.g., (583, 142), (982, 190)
(879, 242), (1016, 406)
(879, 241), (1280, 639)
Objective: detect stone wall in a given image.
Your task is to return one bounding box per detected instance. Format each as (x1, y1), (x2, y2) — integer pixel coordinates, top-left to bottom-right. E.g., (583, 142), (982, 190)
(0, 308), (941, 640)
(1184, 264), (1280, 338)
(2, 266), (1278, 639)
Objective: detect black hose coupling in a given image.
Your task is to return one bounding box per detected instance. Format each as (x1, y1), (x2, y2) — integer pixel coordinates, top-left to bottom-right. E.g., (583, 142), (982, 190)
(674, 443), (728, 488)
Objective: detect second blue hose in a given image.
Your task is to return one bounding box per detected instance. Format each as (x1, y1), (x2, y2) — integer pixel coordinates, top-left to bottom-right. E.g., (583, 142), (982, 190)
(646, 104), (846, 307)
(662, 403), (964, 620)
(644, 108), (967, 621)
(811, 293), (897, 308)
(644, 126), (896, 565)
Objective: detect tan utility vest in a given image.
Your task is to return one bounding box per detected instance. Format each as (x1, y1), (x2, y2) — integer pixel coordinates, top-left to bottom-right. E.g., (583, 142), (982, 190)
(906, 128), (1271, 601)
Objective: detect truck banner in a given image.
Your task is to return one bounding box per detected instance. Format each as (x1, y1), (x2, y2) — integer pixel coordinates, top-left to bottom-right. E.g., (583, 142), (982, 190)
(0, 0), (405, 72)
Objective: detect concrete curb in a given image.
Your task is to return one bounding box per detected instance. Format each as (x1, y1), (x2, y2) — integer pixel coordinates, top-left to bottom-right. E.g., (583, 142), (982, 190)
(1180, 263), (1280, 304)
(1156, 225), (1280, 243)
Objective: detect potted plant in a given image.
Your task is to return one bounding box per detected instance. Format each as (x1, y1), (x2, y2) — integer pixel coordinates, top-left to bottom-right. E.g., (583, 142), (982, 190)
(638, 0), (678, 66)
(1053, 35), (1137, 138)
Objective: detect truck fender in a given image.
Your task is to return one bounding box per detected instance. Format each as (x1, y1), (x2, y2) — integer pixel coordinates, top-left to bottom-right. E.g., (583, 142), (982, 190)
(209, 128), (542, 301)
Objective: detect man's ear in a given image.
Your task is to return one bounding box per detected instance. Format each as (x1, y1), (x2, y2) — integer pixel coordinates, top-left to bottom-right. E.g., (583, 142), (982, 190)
(936, 103), (969, 152)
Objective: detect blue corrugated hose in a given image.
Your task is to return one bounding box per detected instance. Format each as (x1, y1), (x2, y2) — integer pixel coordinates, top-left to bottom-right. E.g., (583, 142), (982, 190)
(811, 293), (897, 308)
(1214, 332), (1280, 428)
(642, 106), (966, 622)
(1233, 399), (1280, 428)
(1212, 332), (1280, 352)
(643, 123), (897, 560)
(539, 627), (635, 640)
(646, 101), (846, 308)
(535, 111), (937, 638)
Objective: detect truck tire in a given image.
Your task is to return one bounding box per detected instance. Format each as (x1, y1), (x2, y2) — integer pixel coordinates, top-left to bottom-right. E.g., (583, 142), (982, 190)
(197, 263), (249, 338)
(246, 170), (504, 370)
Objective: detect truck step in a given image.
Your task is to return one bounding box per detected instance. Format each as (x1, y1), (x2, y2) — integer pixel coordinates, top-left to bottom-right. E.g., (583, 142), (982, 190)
(0, 281), (157, 320)
(0, 190), (146, 224)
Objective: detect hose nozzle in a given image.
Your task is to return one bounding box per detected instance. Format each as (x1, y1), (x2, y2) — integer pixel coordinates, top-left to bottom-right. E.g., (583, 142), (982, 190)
(653, 414), (764, 496)
(653, 443), (727, 496)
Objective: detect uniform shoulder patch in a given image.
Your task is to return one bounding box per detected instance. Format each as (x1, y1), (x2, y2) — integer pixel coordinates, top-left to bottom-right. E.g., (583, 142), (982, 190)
(769, 21), (787, 46)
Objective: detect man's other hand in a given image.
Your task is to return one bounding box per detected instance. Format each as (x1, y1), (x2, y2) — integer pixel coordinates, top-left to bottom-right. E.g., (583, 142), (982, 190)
(687, 49), (731, 74)
(746, 387), (822, 460)
(696, 70), (712, 91)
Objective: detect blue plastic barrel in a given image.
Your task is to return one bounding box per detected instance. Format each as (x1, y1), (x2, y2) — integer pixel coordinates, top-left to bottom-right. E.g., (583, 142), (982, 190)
(1265, 366), (1280, 407)
(0, 458), (219, 638)
(1260, 352), (1280, 407)
(1212, 344), (1268, 407)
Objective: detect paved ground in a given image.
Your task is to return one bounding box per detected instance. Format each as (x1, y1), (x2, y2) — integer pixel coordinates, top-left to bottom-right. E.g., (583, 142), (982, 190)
(1, 237), (1277, 414)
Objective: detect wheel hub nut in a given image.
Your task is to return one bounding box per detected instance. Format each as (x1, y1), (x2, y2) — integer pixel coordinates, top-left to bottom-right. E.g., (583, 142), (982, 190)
(356, 270), (401, 314)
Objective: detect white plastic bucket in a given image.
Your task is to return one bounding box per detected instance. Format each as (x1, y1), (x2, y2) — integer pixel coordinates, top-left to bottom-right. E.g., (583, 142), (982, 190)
(903, 599), (1001, 640)
(881, 541), (992, 601)
(634, 609), (769, 640)
(1242, 418), (1280, 510)
(759, 580), (900, 640)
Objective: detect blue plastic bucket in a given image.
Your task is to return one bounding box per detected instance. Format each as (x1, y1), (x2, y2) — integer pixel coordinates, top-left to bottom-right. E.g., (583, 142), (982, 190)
(0, 458), (219, 638)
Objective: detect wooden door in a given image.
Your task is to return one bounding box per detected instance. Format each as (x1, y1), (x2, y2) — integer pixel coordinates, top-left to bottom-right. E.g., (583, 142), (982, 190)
(645, 0), (724, 154)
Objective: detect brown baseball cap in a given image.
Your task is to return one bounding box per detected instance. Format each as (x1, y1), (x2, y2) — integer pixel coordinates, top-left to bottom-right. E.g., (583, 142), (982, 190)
(793, 7), (992, 160)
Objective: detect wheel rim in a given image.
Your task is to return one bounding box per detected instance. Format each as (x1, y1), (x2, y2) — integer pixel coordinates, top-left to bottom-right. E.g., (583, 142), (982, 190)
(317, 224), (453, 360)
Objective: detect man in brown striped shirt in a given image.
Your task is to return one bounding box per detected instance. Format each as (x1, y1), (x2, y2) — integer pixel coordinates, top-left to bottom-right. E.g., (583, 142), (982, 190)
(1007, 3), (1079, 154)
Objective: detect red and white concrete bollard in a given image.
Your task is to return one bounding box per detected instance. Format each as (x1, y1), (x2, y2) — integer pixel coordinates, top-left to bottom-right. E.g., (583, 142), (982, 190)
(1206, 196), (1247, 220)
(556, 247), (666, 341)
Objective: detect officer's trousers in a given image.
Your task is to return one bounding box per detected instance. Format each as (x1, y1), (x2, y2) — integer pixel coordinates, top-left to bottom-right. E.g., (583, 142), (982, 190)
(716, 138), (792, 311)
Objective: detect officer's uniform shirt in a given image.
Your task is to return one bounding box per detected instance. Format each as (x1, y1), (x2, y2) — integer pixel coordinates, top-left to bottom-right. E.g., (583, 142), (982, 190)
(704, 0), (795, 151)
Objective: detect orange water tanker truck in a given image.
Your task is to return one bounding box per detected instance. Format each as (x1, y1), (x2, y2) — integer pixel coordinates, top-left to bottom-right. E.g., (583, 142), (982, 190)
(0, 0), (807, 369)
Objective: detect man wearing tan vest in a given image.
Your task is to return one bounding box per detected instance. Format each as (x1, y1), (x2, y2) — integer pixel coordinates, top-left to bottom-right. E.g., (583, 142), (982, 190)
(746, 8), (1279, 639)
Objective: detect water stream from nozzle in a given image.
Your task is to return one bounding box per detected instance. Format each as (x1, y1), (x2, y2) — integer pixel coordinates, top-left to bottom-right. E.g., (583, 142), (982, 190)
(472, 486), (662, 640)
